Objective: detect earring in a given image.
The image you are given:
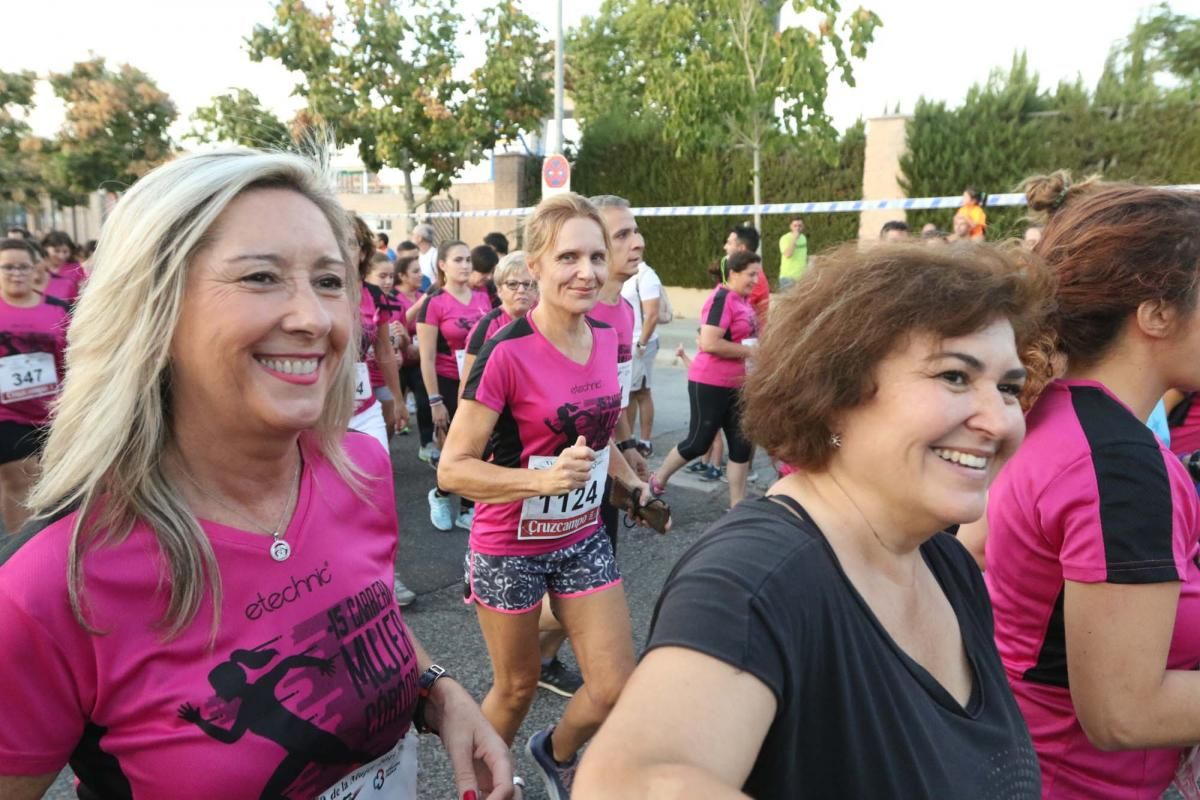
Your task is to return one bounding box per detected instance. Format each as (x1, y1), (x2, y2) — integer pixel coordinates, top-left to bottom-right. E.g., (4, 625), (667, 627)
(830, 433), (842, 448)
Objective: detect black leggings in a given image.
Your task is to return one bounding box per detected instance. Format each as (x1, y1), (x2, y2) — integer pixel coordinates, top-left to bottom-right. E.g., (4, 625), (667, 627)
(676, 381), (752, 464)
(400, 363), (434, 446)
(435, 374), (471, 510)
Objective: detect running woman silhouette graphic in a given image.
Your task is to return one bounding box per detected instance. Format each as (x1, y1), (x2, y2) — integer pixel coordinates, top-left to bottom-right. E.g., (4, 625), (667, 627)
(177, 637), (374, 800)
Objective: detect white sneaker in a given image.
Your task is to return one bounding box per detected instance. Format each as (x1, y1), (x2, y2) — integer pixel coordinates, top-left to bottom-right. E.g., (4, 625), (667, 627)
(393, 578), (416, 607)
(406, 393), (417, 415)
(454, 508), (475, 531)
(428, 488), (454, 531)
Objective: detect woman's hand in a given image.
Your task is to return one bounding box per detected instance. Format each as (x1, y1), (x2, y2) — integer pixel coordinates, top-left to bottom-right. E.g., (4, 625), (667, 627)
(539, 436), (594, 496)
(432, 403), (450, 447)
(428, 680), (515, 799)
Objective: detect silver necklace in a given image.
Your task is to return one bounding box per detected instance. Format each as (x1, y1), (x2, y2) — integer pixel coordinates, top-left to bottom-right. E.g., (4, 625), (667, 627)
(181, 456), (301, 562)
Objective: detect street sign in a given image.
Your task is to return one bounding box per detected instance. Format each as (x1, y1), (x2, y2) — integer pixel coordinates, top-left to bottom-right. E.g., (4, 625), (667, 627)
(542, 154), (571, 197)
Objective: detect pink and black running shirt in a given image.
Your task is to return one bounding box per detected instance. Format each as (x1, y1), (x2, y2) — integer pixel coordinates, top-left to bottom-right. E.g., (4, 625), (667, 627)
(0, 295), (70, 427)
(689, 285), (757, 389)
(462, 313), (621, 557)
(986, 379), (1200, 798)
(417, 288), (492, 382)
(0, 433), (419, 799)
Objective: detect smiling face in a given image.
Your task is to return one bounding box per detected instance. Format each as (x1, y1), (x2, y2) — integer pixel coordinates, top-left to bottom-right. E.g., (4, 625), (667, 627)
(727, 262), (762, 298)
(440, 244), (472, 288)
(0, 247), (37, 300)
(832, 318), (1027, 532)
(45, 243), (71, 268)
(528, 217), (608, 316)
(600, 206), (644, 283)
(170, 188), (352, 437)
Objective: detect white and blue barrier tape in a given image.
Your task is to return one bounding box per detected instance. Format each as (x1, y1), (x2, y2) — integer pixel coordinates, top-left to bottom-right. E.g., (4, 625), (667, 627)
(414, 186), (1200, 219)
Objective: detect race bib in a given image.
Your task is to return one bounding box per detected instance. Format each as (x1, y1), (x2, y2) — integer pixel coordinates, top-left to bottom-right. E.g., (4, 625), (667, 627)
(455, 349), (466, 379)
(0, 352), (57, 404)
(617, 360), (632, 409)
(355, 362), (372, 401)
(519, 446), (610, 541)
(315, 733), (417, 800)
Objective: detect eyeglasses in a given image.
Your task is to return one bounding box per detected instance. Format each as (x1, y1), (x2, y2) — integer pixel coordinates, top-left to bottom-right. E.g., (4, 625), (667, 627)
(502, 280), (535, 291)
(0, 264), (33, 274)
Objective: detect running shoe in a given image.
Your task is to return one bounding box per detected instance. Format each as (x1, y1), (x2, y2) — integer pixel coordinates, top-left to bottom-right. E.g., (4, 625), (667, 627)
(393, 578), (416, 607)
(398, 425), (410, 436)
(406, 394), (417, 415)
(700, 464), (723, 482)
(428, 488), (454, 531)
(454, 507), (475, 531)
(636, 440), (654, 458)
(538, 658), (583, 697)
(417, 444), (433, 463)
(685, 461), (708, 474)
(526, 727), (576, 800)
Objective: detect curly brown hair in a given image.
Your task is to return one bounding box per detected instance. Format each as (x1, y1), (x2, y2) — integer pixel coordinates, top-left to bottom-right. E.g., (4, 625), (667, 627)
(742, 242), (1056, 471)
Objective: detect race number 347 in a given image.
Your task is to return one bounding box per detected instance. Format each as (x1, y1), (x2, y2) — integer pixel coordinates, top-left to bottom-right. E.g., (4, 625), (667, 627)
(519, 447), (610, 541)
(0, 352), (57, 404)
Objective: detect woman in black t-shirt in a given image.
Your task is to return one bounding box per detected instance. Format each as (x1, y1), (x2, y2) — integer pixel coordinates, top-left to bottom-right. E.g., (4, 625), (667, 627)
(575, 243), (1052, 799)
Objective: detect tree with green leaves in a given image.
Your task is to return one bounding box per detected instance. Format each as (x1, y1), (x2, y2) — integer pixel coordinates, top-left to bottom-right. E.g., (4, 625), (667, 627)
(187, 88), (293, 149)
(570, 0), (880, 231)
(45, 58), (177, 201)
(0, 70), (41, 210)
(248, 0), (551, 216)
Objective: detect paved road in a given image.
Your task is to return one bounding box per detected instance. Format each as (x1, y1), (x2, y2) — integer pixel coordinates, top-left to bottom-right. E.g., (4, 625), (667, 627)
(46, 329), (773, 800)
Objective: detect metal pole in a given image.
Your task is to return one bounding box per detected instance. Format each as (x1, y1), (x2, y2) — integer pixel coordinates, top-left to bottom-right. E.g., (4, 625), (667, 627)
(553, 0), (564, 155)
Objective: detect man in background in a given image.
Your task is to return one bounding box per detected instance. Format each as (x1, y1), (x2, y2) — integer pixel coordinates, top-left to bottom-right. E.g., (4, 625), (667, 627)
(483, 232), (509, 256)
(376, 231), (395, 262)
(778, 218), (807, 290)
(622, 258), (664, 458)
(410, 223), (438, 291)
(724, 223), (768, 322)
(880, 220), (909, 242)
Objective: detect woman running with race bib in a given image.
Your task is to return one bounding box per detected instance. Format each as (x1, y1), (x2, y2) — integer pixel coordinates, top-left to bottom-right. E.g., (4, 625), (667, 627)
(650, 250), (761, 507)
(418, 240), (492, 531)
(0, 238), (68, 533)
(439, 193), (653, 800)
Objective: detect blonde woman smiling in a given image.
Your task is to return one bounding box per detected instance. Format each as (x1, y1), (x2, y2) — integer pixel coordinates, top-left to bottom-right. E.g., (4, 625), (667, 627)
(0, 149), (512, 800)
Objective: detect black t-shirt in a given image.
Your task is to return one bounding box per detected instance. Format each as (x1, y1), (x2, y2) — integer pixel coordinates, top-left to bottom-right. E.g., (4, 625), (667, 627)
(646, 495), (1040, 799)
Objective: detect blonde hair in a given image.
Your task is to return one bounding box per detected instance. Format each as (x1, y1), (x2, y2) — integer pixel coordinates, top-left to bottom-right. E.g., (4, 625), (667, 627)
(28, 147), (362, 641)
(523, 193), (612, 267)
(494, 250), (530, 286)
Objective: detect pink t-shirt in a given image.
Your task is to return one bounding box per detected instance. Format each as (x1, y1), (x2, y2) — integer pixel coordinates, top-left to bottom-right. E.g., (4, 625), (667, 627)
(45, 261), (86, 306)
(0, 295), (70, 426)
(462, 313), (622, 556)
(986, 379), (1200, 799)
(588, 296), (635, 409)
(689, 285), (758, 389)
(0, 433), (419, 799)
(466, 307), (513, 357)
(417, 288), (492, 381)
(354, 287), (387, 414)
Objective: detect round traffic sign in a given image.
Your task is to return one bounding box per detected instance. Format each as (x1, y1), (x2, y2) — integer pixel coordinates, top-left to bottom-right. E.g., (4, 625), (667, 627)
(542, 154), (571, 190)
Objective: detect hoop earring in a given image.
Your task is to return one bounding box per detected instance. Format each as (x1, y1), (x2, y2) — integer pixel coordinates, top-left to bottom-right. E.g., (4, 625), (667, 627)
(830, 433), (842, 448)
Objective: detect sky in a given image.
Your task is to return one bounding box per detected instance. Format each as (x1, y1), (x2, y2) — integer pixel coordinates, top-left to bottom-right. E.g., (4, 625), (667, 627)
(5, 0), (1199, 146)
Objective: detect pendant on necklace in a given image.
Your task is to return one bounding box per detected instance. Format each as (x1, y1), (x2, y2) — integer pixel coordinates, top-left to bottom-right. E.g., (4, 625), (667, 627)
(270, 532), (292, 562)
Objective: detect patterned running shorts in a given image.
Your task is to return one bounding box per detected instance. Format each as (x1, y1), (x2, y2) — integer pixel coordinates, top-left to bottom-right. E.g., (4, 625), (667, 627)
(463, 529), (622, 613)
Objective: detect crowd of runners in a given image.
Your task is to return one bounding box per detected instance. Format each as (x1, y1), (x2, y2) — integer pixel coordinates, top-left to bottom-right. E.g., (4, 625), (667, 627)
(1, 146), (1200, 800)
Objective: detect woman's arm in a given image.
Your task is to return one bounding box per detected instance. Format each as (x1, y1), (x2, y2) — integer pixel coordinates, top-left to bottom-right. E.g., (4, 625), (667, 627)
(698, 324), (753, 360)
(438, 399), (593, 504)
(574, 647), (776, 799)
(407, 627), (514, 800)
(0, 774), (57, 800)
(1066, 579), (1200, 749)
(406, 293), (429, 326)
(417, 321), (448, 441)
(374, 325), (404, 406)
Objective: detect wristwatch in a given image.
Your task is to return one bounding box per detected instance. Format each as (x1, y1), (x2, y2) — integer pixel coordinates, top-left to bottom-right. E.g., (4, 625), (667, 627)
(412, 664), (450, 734)
(616, 438), (639, 452)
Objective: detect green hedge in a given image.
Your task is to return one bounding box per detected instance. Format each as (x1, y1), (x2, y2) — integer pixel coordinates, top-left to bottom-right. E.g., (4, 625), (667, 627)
(573, 116), (865, 288)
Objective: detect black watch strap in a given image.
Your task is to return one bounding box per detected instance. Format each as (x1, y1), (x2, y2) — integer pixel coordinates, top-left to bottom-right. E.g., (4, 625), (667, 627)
(413, 665), (450, 734)
(616, 438), (639, 452)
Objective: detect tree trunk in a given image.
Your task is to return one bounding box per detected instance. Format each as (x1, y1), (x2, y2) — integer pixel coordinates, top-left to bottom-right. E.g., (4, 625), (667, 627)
(401, 151), (420, 226)
(752, 130), (763, 244)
